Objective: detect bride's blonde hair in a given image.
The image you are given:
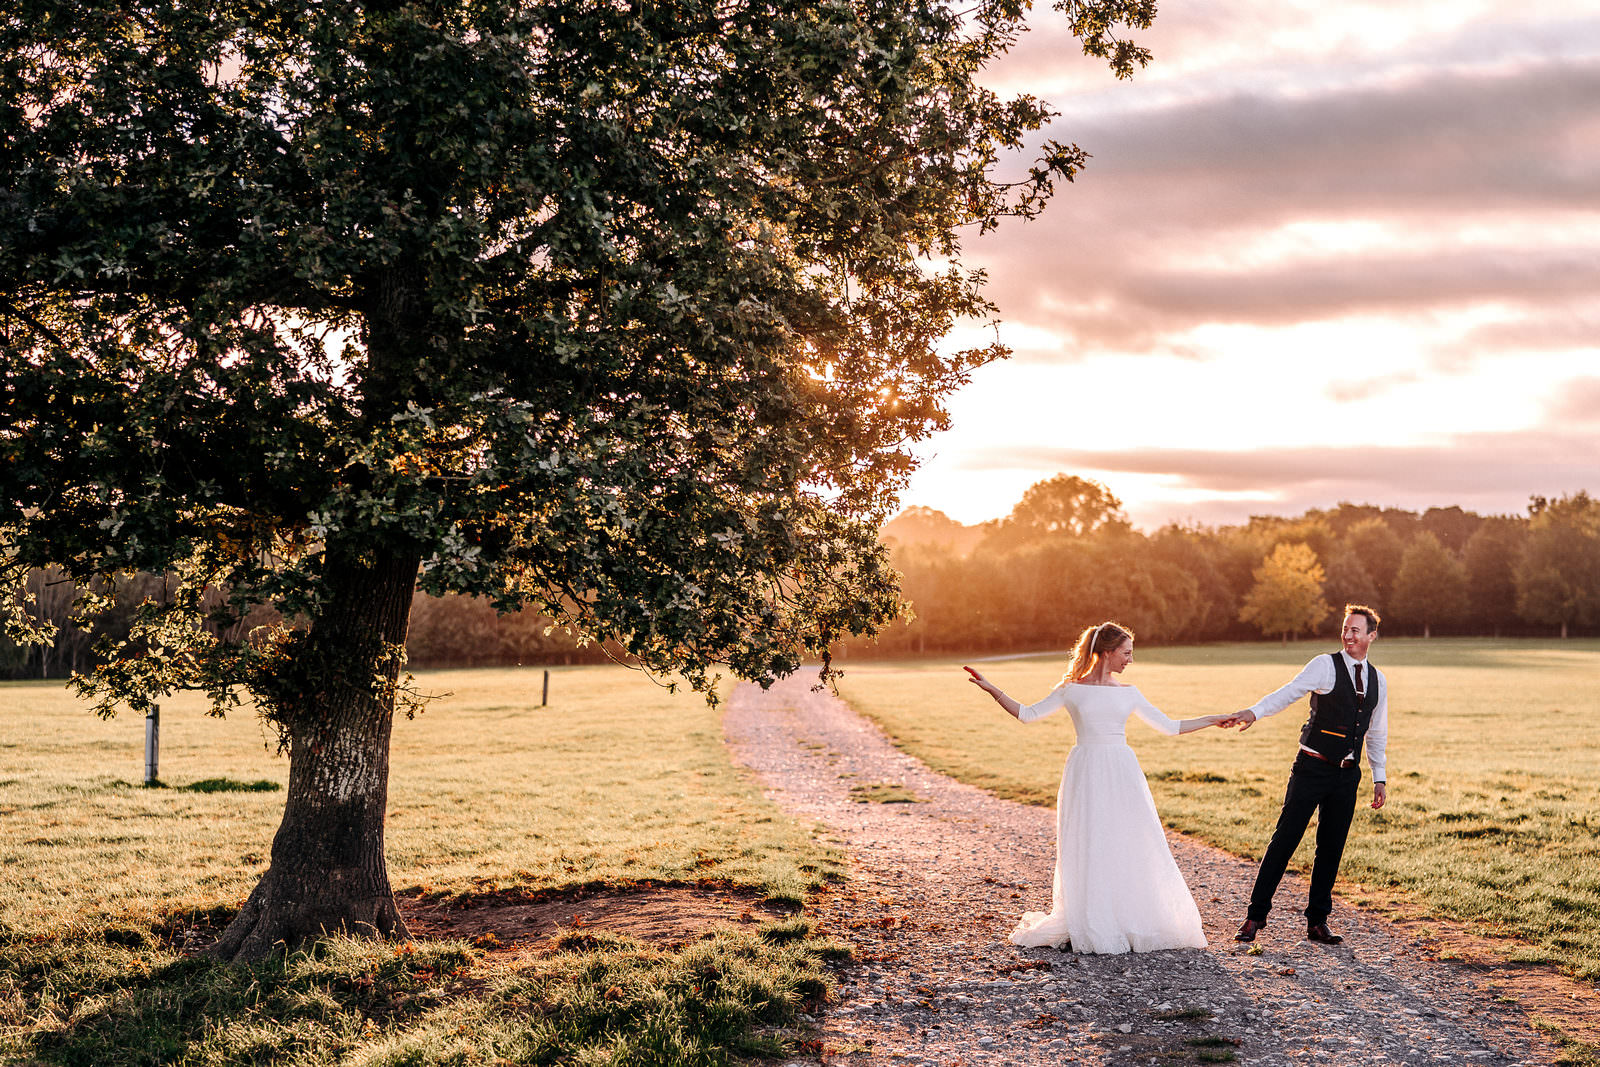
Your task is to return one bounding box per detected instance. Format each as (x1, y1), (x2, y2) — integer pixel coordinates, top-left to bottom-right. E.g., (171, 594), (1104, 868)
(1061, 621), (1134, 684)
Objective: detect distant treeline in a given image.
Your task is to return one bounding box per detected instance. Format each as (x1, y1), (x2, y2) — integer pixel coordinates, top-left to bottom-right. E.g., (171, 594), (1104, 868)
(0, 579), (616, 681)
(854, 476), (1600, 656)
(6, 477), (1597, 680)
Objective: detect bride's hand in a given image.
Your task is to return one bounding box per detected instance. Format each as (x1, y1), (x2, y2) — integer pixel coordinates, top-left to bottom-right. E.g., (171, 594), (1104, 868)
(963, 666), (990, 689)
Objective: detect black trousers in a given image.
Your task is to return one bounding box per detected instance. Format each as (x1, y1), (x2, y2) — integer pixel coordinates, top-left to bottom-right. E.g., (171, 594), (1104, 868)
(1247, 752), (1361, 924)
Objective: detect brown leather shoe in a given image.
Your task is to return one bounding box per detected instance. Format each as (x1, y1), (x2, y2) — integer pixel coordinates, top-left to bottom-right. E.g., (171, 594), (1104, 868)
(1234, 919), (1265, 943)
(1306, 922), (1344, 945)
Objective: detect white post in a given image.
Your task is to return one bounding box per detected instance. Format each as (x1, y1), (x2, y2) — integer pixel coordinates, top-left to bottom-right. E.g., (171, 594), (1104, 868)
(144, 705), (160, 785)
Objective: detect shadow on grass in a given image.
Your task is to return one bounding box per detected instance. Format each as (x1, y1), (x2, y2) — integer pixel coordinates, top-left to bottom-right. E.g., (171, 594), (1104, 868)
(179, 778), (281, 793)
(3, 910), (847, 1067)
(134, 778), (281, 792)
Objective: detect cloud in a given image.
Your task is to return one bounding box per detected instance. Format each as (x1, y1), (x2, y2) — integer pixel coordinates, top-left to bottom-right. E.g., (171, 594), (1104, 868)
(982, 242), (1600, 355)
(1054, 60), (1600, 207)
(903, 8), (1600, 530)
(953, 427), (1597, 522)
(1326, 372), (1421, 404)
(962, 49), (1600, 357)
(988, 4), (1600, 90)
(1546, 378), (1600, 424)
(1457, 314), (1600, 354)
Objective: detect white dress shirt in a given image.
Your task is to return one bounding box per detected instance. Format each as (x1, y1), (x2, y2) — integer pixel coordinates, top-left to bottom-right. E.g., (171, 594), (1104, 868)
(1248, 652), (1387, 783)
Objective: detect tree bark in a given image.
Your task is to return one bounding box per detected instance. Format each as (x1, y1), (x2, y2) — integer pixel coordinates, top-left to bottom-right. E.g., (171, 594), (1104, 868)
(209, 547), (420, 961)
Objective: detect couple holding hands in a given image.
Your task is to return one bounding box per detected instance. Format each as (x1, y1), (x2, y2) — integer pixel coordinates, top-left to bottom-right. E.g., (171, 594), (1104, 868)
(964, 605), (1388, 954)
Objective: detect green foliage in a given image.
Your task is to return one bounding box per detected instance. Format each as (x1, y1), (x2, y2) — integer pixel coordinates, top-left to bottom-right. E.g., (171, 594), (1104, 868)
(1346, 518), (1407, 604)
(839, 639), (1600, 981)
(1, 921), (842, 1067)
(1321, 545), (1380, 615)
(1464, 516), (1527, 625)
(979, 473), (1129, 553)
(1390, 531), (1469, 635)
(866, 484), (1600, 660)
(1416, 505), (1482, 555)
(881, 505), (988, 558)
(1237, 542), (1330, 642)
(1516, 493), (1600, 636)
(0, 0), (1156, 718)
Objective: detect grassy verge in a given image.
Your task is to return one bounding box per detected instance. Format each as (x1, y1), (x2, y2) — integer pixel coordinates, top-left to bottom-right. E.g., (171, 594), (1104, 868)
(5, 922), (846, 1067)
(835, 638), (1600, 981)
(1, 665), (847, 1065)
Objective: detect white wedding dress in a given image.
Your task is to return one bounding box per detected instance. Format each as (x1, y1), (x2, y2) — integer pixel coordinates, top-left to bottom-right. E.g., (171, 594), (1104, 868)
(1009, 683), (1208, 954)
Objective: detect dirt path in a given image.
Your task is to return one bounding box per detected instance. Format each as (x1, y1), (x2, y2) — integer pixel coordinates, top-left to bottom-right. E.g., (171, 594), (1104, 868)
(724, 673), (1585, 1067)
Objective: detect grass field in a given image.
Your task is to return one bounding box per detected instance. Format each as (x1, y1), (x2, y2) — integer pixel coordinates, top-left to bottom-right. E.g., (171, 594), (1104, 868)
(1, 665), (846, 1066)
(835, 638), (1600, 981)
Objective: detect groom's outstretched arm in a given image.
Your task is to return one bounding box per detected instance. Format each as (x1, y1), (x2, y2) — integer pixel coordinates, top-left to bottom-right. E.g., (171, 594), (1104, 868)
(1220, 657), (1333, 731)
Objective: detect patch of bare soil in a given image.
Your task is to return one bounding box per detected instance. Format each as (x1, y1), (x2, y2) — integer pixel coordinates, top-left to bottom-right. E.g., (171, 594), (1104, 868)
(398, 882), (796, 953)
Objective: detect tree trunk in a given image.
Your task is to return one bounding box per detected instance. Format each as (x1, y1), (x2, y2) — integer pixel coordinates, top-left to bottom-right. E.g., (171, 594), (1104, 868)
(209, 548), (420, 962)
(1561, 621), (1569, 639)
(1423, 622), (1431, 639)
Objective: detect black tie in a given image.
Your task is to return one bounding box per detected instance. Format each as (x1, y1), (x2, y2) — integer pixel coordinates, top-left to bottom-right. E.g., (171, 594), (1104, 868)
(1352, 663), (1364, 697)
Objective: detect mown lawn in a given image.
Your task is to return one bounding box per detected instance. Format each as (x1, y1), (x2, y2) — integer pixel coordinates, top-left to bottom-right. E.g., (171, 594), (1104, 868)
(0, 665), (845, 1066)
(834, 638), (1600, 981)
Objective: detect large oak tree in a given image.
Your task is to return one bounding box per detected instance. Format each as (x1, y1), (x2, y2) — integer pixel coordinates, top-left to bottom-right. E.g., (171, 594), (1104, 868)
(1, 0), (1154, 959)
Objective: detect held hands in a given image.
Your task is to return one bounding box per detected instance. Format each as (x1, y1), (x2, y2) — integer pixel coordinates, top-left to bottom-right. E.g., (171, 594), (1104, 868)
(1215, 709), (1258, 731)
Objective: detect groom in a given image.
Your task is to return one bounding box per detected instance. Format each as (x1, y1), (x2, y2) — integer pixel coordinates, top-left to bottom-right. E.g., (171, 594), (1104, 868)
(1222, 605), (1388, 945)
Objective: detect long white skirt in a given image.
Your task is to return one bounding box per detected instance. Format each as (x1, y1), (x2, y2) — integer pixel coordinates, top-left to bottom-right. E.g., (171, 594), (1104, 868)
(1011, 741), (1207, 954)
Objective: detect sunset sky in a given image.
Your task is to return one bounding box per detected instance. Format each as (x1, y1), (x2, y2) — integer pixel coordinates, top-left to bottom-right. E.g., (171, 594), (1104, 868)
(901, 0), (1600, 531)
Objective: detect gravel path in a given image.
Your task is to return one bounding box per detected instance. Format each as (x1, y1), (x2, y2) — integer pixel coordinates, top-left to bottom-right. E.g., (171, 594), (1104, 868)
(723, 673), (1573, 1067)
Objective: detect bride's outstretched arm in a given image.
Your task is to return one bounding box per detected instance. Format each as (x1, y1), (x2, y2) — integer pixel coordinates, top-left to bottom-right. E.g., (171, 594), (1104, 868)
(1134, 700), (1229, 735)
(1176, 713), (1231, 734)
(963, 666), (1023, 719)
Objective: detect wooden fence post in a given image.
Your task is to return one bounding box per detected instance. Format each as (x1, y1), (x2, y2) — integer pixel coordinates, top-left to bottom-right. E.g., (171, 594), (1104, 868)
(542, 670), (549, 707)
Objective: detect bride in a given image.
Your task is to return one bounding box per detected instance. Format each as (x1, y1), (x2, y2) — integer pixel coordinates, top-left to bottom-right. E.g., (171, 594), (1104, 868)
(965, 621), (1226, 953)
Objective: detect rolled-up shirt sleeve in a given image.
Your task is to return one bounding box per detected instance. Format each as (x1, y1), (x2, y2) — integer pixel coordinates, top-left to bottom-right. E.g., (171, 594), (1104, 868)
(1248, 656), (1333, 720)
(1016, 685), (1069, 723)
(1366, 672), (1388, 783)
(1131, 690), (1181, 736)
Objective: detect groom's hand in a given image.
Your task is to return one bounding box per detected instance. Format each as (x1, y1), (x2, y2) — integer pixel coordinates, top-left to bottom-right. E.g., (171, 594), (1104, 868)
(1371, 782), (1387, 810)
(1222, 710), (1257, 731)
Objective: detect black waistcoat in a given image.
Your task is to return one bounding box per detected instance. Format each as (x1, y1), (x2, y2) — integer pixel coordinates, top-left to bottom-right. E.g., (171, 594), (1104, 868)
(1299, 653), (1379, 764)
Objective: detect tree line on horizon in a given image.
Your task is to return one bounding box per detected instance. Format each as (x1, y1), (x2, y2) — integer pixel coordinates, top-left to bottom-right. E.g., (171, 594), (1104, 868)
(6, 475), (1598, 680)
(852, 475), (1600, 655)
(0, 574), (612, 681)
